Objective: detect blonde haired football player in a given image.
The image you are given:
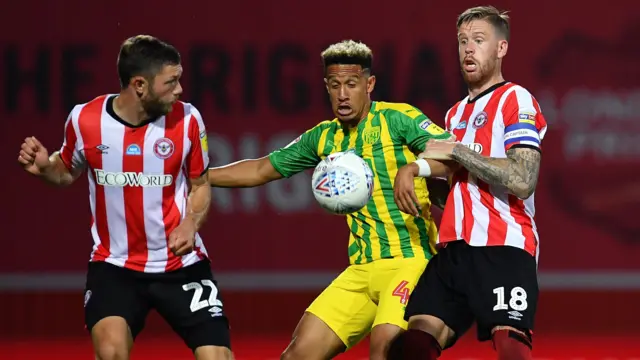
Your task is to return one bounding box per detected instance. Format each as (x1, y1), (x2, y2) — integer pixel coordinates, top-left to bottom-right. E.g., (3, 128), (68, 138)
(208, 40), (456, 359)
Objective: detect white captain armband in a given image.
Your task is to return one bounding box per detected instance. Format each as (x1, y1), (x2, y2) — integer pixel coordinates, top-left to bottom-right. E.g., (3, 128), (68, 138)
(414, 158), (432, 177)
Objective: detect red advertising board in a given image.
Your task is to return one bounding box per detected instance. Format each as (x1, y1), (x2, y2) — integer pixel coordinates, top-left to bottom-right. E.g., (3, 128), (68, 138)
(1, 0), (639, 277)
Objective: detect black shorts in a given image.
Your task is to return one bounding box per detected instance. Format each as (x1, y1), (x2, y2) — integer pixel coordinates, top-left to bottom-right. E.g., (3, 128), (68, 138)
(405, 241), (538, 347)
(83, 259), (230, 350)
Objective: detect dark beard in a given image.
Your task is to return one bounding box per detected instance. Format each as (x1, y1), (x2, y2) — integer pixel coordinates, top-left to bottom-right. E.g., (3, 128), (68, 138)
(143, 99), (171, 119)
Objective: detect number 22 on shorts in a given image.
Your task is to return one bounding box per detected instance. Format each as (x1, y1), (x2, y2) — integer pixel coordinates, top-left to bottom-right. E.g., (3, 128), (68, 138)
(182, 279), (223, 313)
(392, 280), (411, 305)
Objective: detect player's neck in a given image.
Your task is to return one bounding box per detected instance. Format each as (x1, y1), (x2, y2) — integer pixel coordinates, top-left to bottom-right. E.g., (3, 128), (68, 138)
(113, 93), (153, 126)
(468, 73), (505, 100)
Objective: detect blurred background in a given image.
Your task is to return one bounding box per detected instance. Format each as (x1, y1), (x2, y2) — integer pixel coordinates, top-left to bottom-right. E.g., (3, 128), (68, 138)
(1, 0), (639, 358)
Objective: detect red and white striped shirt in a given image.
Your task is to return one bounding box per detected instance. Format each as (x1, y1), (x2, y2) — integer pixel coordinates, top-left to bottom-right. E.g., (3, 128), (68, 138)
(439, 82), (547, 258)
(59, 95), (210, 273)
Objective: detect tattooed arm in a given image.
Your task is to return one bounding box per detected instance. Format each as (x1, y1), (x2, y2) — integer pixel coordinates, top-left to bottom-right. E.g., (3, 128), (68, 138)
(451, 144), (541, 199)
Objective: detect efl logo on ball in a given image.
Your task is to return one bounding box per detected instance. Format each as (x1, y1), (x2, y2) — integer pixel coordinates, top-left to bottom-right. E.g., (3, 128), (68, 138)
(311, 151), (374, 215)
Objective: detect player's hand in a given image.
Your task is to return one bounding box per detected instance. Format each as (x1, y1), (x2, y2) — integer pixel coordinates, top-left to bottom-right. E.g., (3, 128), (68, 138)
(394, 164), (421, 217)
(18, 136), (52, 176)
(168, 220), (196, 256)
(420, 139), (458, 160)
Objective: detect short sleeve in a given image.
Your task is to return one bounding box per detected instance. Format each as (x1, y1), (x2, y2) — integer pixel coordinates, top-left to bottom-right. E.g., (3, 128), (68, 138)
(268, 125), (324, 178)
(502, 87), (548, 152)
(444, 102), (461, 132)
(390, 104), (452, 153)
(186, 105), (210, 178)
(59, 106), (86, 171)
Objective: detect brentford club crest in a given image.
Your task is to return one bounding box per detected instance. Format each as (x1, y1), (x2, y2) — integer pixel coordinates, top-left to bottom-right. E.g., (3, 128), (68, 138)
(472, 111), (488, 129)
(153, 138), (175, 159)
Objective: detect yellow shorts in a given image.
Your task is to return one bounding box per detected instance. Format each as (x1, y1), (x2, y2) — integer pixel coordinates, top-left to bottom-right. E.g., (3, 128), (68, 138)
(306, 257), (428, 348)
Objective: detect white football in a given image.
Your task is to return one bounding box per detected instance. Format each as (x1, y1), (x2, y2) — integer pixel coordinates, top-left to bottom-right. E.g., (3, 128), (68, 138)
(311, 151), (374, 215)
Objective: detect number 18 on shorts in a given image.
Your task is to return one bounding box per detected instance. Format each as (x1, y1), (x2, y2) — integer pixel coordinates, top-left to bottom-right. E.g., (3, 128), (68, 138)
(406, 241), (539, 344)
(492, 286), (530, 322)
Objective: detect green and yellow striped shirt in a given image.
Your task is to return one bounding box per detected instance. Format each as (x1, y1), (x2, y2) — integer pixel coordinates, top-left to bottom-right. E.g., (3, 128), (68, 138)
(269, 101), (451, 264)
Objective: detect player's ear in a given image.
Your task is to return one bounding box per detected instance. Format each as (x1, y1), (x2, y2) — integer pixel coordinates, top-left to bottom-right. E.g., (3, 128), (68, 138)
(324, 78), (330, 94)
(497, 40), (508, 59)
(132, 76), (147, 97)
(366, 75), (376, 95)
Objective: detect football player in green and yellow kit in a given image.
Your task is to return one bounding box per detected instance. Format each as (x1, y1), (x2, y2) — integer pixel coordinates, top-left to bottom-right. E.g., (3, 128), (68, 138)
(208, 40), (456, 360)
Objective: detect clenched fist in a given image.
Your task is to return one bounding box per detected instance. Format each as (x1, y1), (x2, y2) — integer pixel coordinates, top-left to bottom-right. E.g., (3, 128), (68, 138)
(168, 220), (197, 256)
(18, 137), (51, 176)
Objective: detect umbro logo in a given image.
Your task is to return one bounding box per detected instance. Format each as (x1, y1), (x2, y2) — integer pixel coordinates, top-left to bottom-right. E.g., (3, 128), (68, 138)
(96, 144), (109, 154)
(508, 310), (523, 321)
(209, 306), (223, 317)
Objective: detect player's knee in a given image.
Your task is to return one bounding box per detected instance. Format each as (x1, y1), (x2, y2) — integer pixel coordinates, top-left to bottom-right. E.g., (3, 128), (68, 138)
(91, 318), (131, 360)
(387, 329), (441, 359)
(407, 315), (451, 349)
(369, 324), (403, 360)
(492, 328), (532, 360)
(369, 339), (391, 360)
(94, 340), (129, 360)
(193, 345), (233, 360)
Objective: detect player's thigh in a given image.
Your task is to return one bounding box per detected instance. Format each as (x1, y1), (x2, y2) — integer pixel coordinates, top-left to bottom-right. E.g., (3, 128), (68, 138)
(404, 251), (474, 349)
(369, 259), (428, 358)
(372, 258), (428, 330)
(467, 245), (539, 342)
(304, 265), (377, 350)
(149, 260), (231, 352)
(84, 261), (150, 342)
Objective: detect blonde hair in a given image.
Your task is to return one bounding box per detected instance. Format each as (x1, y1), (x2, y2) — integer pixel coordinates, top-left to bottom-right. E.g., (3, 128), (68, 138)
(457, 6), (510, 40)
(321, 40), (373, 73)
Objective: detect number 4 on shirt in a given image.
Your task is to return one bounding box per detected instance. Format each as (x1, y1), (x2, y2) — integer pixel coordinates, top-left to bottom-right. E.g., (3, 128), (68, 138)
(392, 280), (411, 305)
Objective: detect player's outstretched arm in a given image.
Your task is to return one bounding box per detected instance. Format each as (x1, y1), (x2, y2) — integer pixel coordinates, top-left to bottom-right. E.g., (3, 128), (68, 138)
(209, 124), (323, 188)
(451, 145), (541, 199)
(208, 156), (283, 188)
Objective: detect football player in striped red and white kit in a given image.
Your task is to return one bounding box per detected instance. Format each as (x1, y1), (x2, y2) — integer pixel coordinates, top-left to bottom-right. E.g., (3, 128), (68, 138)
(17, 36), (232, 360)
(391, 6), (545, 360)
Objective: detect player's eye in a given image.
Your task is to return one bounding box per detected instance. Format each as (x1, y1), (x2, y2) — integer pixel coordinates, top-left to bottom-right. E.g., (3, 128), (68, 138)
(347, 82), (357, 88)
(459, 39), (467, 45)
(475, 38), (484, 44)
